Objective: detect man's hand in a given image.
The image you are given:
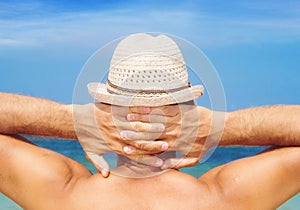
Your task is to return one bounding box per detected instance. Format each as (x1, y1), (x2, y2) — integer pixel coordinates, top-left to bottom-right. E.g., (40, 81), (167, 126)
(72, 103), (169, 177)
(123, 104), (225, 169)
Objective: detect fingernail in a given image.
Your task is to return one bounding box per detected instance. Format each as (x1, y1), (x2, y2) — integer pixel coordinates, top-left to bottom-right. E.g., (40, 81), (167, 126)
(102, 169), (109, 177)
(123, 146), (132, 154)
(127, 114), (135, 121)
(156, 159), (163, 166)
(143, 107), (151, 113)
(120, 131), (127, 139)
(157, 125), (165, 132)
(161, 142), (169, 151)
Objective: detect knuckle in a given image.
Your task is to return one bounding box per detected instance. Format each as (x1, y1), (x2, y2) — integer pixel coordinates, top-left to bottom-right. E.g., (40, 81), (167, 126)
(132, 114), (140, 121)
(129, 106), (138, 113)
(134, 122), (147, 132)
(173, 131), (180, 139)
(168, 130), (179, 139)
(134, 155), (146, 162)
(117, 134), (125, 142)
(135, 142), (146, 150)
(133, 122), (141, 131)
(144, 143), (159, 152)
(141, 115), (150, 122)
(112, 133), (122, 141)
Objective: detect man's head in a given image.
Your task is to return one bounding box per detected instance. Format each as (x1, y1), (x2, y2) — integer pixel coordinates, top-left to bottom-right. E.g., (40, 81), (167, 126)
(88, 33), (204, 107)
(87, 33), (203, 177)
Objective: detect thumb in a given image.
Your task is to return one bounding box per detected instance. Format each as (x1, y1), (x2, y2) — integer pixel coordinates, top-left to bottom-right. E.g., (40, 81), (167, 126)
(85, 152), (110, 178)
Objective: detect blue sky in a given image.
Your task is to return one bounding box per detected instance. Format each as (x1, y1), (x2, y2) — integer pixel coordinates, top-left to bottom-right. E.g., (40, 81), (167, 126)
(0, 0), (299, 110)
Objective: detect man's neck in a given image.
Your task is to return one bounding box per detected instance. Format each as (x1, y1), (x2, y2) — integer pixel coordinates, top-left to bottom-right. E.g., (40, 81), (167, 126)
(112, 151), (176, 178)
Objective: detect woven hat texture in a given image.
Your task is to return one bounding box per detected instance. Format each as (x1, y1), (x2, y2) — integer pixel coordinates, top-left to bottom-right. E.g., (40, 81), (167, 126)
(88, 33), (204, 106)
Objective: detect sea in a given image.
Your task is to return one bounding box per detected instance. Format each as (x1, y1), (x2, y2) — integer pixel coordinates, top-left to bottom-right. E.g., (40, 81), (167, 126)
(0, 138), (299, 209)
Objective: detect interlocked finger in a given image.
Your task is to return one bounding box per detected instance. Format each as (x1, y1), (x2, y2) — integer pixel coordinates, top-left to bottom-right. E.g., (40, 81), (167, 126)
(130, 122), (165, 132)
(120, 130), (162, 141)
(151, 105), (180, 117)
(113, 117), (166, 132)
(127, 113), (168, 123)
(123, 140), (169, 155)
(129, 106), (151, 114)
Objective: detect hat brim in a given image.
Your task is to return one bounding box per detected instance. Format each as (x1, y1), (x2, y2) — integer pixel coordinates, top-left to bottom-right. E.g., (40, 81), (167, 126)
(87, 82), (204, 106)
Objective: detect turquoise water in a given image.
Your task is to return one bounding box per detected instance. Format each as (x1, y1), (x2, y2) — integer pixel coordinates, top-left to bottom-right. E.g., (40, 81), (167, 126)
(0, 138), (299, 209)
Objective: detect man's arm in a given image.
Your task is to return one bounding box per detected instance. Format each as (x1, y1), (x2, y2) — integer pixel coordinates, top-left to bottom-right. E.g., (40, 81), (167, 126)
(0, 92), (76, 138)
(124, 104), (300, 169)
(0, 92), (167, 176)
(127, 104), (300, 146)
(200, 146), (300, 209)
(221, 105), (300, 146)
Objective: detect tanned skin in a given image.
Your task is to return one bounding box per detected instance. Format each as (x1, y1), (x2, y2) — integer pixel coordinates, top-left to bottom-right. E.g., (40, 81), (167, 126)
(0, 92), (299, 209)
(0, 135), (299, 209)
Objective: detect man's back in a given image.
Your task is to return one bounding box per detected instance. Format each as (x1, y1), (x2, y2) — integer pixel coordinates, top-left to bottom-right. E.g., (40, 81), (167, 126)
(61, 169), (207, 210)
(2, 134), (300, 210)
(1, 134), (211, 210)
(58, 148), (300, 210)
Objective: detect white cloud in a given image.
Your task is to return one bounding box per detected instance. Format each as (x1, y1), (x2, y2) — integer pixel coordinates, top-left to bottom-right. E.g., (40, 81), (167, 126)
(0, 38), (22, 45)
(0, 38), (37, 46)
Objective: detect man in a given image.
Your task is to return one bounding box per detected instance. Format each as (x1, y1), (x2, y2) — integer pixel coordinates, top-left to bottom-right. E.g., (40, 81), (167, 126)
(0, 93), (299, 209)
(1, 33), (299, 209)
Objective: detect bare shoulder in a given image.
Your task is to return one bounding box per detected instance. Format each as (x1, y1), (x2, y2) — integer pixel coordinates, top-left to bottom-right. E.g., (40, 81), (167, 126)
(198, 147), (300, 209)
(0, 134), (92, 209)
(69, 169), (211, 210)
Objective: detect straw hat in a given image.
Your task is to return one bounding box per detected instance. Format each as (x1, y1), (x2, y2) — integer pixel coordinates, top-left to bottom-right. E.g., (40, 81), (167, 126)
(88, 33), (204, 106)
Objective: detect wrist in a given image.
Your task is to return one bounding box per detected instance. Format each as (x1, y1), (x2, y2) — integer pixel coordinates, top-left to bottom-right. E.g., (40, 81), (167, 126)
(55, 104), (77, 139)
(219, 111), (235, 145)
(195, 106), (212, 143)
(220, 109), (257, 146)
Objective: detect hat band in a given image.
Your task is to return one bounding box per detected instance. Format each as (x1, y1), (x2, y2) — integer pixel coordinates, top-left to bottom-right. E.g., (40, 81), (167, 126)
(107, 79), (191, 95)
